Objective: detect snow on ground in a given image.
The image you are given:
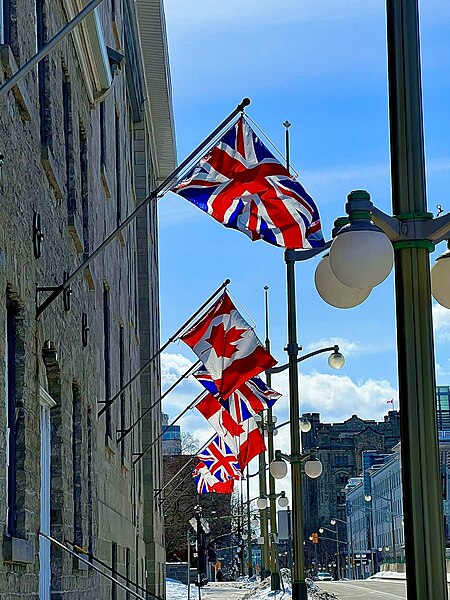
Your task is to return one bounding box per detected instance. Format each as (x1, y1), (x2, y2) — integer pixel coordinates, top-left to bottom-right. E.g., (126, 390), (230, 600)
(166, 573), (337, 600)
(247, 571), (338, 600)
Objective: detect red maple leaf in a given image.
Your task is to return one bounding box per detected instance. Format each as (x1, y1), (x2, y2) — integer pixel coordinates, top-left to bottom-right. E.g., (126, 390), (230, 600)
(206, 322), (246, 359)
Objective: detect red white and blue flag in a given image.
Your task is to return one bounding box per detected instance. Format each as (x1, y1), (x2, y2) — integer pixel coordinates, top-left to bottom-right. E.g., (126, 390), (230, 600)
(194, 364), (281, 422)
(172, 116), (325, 250)
(193, 462), (235, 495)
(197, 436), (242, 481)
(182, 291), (276, 399)
(195, 393), (244, 448)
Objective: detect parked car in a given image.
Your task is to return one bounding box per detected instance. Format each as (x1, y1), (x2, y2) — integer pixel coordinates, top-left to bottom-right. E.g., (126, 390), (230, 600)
(316, 572), (333, 581)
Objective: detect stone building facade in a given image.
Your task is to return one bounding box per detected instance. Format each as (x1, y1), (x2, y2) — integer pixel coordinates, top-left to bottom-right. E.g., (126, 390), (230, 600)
(301, 411), (401, 548)
(0, 0), (175, 598)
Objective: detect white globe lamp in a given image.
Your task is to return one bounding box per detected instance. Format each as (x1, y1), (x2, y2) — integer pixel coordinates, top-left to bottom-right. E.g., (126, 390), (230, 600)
(315, 253), (372, 308)
(278, 495), (289, 508)
(270, 458), (288, 479)
(328, 350), (345, 370)
(257, 497), (269, 510)
(431, 250), (450, 309)
(300, 418), (312, 433)
(304, 457), (323, 479)
(329, 190), (394, 289)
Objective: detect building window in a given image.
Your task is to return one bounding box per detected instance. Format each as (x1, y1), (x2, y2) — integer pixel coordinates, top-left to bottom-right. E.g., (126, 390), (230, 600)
(119, 324), (125, 462)
(36, 0), (52, 149)
(112, 542), (118, 600)
(87, 407), (93, 556)
(0, 0), (8, 44)
(80, 127), (89, 257)
(103, 286), (111, 440)
(115, 109), (121, 226)
(335, 455), (348, 467)
(100, 101), (106, 168)
(72, 383), (83, 546)
(336, 473), (349, 485)
(63, 72), (76, 217)
(5, 301), (16, 535)
(125, 547), (131, 600)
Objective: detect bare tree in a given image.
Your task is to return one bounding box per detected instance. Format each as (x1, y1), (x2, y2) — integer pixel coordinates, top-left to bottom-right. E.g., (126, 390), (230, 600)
(180, 432), (200, 455)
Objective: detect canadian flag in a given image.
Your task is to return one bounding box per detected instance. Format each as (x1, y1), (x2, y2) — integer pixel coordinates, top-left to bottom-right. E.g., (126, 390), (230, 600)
(182, 292), (276, 399)
(236, 418), (266, 468)
(195, 394), (265, 468)
(196, 393), (244, 453)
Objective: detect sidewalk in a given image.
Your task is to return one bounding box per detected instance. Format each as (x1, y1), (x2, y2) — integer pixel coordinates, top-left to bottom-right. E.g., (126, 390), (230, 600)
(370, 570), (450, 582)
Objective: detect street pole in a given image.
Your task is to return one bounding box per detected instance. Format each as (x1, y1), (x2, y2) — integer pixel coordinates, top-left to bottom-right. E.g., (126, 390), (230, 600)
(246, 468), (253, 577)
(187, 532), (191, 600)
(389, 484), (397, 564)
(386, 0), (447, 597)
(258, 442), (270, 578)
(264, 286), (280, 591)
(335, 530), (340, 580)
(285, 254), (307, 600)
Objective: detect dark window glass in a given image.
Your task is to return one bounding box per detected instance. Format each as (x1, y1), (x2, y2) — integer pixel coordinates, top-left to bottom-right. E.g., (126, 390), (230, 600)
(80, 128), (89, 257)
(119, 324), (125, 462)
(112, 542), (118, 600)
(103, 287), (111, 439)
(6, 303), (16, 535)
(100, 102), (106, 167)
(72, 384), (83, 546)
(115, 110), (121, 226)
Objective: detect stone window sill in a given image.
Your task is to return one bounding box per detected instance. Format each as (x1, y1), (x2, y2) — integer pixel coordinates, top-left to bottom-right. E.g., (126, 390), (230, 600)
(41, 146), (64, 200)
(3, 536), (35, 565)
(73, 554), (89, 572)
(68, 213), (84, 253)
(0, 44), (32, 122)
(101, 163), (111, 198)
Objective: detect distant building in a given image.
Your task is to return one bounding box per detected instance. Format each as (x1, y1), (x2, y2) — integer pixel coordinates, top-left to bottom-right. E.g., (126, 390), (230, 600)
(162, 413), (182, 455)
(437, 385), (450, 437)
(346, 440), (450, 576)
(301, 411), (401, 544)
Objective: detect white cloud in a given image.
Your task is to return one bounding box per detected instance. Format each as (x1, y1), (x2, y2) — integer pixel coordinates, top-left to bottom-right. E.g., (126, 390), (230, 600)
(272, 369), (398, 423)
(433, 303), (450, 341)
(305, 337), (376, 357)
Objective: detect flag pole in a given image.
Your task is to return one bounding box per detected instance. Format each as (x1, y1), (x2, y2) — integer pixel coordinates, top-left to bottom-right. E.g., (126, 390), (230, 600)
(36, 99), (250, 317)
(132, 392), (207, 464)
(115, 359), (201, 443)
(98, 278), (229, 417)
(0, 0), (105, 99)
(265, 286), (281, 591)
(154, 435), (215, 500)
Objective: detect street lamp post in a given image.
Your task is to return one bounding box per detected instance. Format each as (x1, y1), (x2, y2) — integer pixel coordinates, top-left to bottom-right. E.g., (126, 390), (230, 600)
(313, 1), (450, 596)
(331, 517), (352, 580)
(319, 525), (340, 580)
(365, 492), (397, 565)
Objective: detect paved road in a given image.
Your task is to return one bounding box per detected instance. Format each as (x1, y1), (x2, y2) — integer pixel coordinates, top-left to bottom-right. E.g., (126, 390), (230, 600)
(320, 579), (450, 598)
(320, 579), (408, 598)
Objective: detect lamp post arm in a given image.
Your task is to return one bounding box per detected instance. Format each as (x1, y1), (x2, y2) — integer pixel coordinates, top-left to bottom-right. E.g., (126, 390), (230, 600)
(285, 241), (332, 263)
(267, 346), (339, 375)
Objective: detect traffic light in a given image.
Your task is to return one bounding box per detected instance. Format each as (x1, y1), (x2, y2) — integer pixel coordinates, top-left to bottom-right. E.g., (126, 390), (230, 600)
(311, 532), (319, 544)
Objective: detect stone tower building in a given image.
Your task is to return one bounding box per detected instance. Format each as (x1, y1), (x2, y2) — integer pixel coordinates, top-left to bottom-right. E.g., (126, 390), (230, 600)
(301, 411), (400, 542)
(0, 0), (175, 597)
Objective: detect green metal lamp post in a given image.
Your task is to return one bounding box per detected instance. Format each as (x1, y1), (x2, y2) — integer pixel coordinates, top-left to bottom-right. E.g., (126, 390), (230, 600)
(314, 2), (450, 596)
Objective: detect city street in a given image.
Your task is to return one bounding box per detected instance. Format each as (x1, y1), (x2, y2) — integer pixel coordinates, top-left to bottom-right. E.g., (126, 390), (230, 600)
(320, 579), (450, 598)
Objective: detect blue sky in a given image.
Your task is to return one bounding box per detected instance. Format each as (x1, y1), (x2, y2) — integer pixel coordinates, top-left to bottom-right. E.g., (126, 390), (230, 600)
(157, 0), (450, 485)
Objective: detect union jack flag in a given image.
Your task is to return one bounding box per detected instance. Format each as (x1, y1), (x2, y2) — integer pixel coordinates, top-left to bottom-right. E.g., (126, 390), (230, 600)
(193, 364), (281, 423)
(172, 116), (325, 250)
(197, 436), (242, 481)
(193, 462), (235, 494)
